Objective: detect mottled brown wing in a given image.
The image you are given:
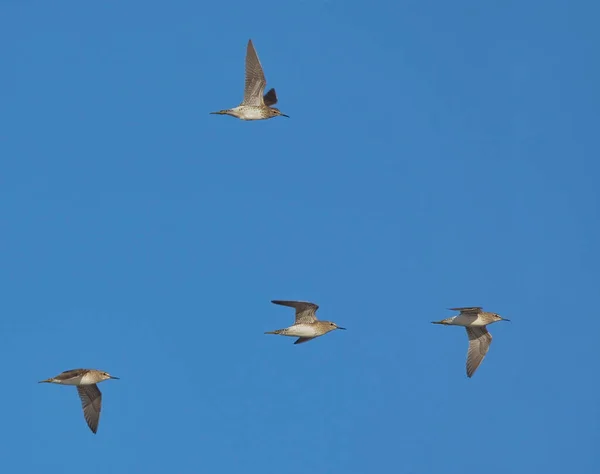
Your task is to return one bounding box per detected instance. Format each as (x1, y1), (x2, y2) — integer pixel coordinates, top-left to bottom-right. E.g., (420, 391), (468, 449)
(271, 300), (319, 324)
(262, 88), (278, 106)
(449, 307), (483, 315)
(242, 39), (267, 106)
(77, 384), (102, 434)
(465, 327), (492, 378)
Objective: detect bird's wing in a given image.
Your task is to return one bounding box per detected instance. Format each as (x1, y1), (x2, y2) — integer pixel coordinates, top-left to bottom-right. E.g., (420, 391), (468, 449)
(449, 307), (483, 314)
(242, 39), (267, 106)
(76, 384), (102, 434)
(52, 369), (87, 382)
(271, 300), (319, 324)
(465, 327), (492, 378)
(262, 88), (278, 106)
(294, 337), (314, 345)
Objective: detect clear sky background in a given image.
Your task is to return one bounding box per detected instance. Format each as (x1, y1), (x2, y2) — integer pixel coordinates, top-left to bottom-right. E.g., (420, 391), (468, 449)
(1, 1), (598, 473)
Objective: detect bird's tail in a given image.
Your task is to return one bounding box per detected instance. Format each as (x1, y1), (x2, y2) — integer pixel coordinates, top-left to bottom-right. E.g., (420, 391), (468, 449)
(431, 318), (453, 325)
(264, 329), (284, 335)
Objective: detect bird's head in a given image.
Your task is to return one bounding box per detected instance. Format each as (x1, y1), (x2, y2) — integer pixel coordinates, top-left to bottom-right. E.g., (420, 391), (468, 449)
(269, 108), (289, 118)
(491, 313), (510, 323)
(324, 321), (346, 332)
(101, 372), (120, 381)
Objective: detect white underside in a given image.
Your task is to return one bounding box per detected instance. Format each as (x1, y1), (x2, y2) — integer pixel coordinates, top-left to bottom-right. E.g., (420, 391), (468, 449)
(231, 106), (266, 121)
(283, 325), (319, 337)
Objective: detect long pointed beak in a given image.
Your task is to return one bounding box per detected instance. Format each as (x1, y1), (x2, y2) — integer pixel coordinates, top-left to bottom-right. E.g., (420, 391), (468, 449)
(502, 318), (511, 322)
(281, 113), (290, 118)
(337, 327), (346, 330)
(110, 376), (120, 380)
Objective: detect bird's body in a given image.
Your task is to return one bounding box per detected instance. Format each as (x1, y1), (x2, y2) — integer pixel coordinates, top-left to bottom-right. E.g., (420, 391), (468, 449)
(40, 368), (104, 386)
(210, 39), (289, 121)
(432, 307), (509, 378)
(265, 300), (346, 344)
(221, 105), (275, 121)
(39, 368), (119, 434)
(438, 312), (491, 327)
(270, 323), (321, 338)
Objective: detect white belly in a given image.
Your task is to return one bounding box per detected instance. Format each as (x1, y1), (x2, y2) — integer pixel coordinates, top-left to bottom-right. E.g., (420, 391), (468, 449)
(232, 106), (266, 121)
(285, 325), (318, 337)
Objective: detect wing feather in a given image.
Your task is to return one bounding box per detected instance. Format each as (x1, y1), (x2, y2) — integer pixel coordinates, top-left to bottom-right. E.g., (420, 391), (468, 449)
(449, 307), (483, 314)
(294, 337), (314, 345)
(262, 88), (278, 106)
(271, 300), (319, 324)
(76, 384), (102, 434)
(465, 327), (492, 378)
(242, 39), (267, 106)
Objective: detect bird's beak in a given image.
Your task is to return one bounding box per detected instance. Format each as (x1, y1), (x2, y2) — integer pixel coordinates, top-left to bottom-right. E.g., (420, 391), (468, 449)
(337, 327), (346, 330)
(110, 376), (120, 380)
(281, 113), (290, 118)
(502, 318), (511, 322)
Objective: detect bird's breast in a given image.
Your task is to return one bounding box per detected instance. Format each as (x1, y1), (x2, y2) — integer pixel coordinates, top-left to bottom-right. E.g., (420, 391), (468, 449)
(79, 373), (100, 385)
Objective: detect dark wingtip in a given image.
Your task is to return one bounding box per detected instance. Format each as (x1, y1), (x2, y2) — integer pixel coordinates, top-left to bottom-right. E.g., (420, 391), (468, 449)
(263, 88), (278, 106)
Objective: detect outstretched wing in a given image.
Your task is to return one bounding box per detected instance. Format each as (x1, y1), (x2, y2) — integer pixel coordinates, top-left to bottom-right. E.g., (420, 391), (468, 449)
(465, 327), (492, 378)
(242, 39), (267, 106)
(76, 384), (102, 434)
(271, 300), (319, 324)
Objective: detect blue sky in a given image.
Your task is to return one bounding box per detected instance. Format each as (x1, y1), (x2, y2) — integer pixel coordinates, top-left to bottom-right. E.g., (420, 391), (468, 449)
(1, 1), (598, 473)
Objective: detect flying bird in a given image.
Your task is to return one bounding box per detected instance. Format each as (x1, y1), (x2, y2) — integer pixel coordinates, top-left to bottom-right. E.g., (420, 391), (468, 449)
(265, 300), (345, 344)
(432, 307), (510, 377)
